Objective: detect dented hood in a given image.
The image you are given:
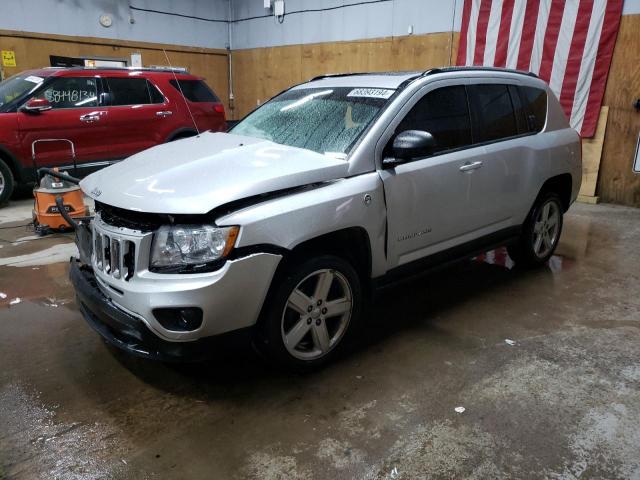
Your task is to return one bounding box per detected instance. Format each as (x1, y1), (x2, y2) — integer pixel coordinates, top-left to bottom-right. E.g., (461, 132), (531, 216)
(80, 132), (349, 214)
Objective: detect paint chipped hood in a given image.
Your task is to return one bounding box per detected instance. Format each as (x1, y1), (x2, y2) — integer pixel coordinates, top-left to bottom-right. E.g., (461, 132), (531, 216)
(80, 132), (349, 214)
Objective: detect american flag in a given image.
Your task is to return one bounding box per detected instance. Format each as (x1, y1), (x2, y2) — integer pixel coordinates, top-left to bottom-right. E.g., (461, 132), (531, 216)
(456, 0), (623, 137)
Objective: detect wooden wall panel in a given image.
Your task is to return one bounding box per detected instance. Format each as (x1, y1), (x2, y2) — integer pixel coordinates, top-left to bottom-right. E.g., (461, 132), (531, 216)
(598, 14), (640, 207)
(0, 31), (230, 113)
(580, 106), (608, 199)
(232, 44), (302, 118)
(232, 32), (459, 119)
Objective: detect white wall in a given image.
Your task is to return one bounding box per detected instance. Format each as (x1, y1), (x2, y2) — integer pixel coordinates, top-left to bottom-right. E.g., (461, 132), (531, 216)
(0, 0), (230, 49)
(624, 0), (640, 14)
(230, 0), (463, 50)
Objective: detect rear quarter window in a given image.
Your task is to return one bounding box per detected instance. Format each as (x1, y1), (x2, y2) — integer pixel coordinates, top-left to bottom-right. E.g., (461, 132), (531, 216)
(169, 80), (219, 103)
(518, 86), (547, 133)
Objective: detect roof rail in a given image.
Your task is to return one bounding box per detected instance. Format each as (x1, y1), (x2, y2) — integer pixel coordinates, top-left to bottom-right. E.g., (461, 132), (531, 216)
(308, 71), (422, 83)
(308, 72), (371, 82)
(42, 66), (190, 74)
(424, 66), (538, 78)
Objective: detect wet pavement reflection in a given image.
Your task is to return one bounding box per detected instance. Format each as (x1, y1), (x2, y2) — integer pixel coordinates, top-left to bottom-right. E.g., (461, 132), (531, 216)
(1, 201), (639, 479)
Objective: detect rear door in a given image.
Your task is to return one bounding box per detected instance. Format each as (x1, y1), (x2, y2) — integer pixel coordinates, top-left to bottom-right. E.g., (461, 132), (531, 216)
(466, 82), (541, 226)
(101, 76), (170, 159)
(16, 75), (110, 175)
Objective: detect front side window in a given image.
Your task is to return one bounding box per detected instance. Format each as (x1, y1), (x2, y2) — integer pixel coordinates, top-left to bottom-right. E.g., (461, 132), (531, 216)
(105, 78), (164, 106)
(33, 77), (98, 109)
(468, 84), (518, 142)
(396, 85), (472, 154)
(231, 87), (393, 155)
(0, 73), (45, 111)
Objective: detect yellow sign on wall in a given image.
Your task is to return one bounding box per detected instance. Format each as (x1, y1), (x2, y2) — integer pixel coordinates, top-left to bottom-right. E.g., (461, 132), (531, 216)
(2, 50), (16, 67)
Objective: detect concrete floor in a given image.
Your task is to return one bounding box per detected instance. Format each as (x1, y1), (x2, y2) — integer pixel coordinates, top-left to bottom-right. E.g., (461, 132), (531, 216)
(0, 198), (639, 479)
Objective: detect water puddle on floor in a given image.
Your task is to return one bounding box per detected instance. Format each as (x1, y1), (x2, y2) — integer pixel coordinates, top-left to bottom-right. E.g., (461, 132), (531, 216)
(0, 262), (75, 310)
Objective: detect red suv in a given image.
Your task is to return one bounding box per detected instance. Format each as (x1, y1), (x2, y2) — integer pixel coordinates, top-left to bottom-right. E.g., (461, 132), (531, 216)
(0, 67), (226, 204)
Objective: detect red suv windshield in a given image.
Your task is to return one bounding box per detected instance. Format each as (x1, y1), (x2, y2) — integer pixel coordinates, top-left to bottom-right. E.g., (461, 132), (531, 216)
(0, 73), (46, 111)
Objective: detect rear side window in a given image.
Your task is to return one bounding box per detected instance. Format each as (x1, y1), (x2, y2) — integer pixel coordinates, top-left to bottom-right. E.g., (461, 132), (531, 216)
(508, 85), (528, 134)
(169, 80), (219, 103)
(518, 86), (547, 132)
(396, 85), (472, 155)
(468, 84), (518, 142)
(105, 78), (164, 106)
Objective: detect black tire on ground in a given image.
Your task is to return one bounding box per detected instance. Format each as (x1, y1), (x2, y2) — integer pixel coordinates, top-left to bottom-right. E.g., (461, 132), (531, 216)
(508, 192), (564, 267)
(255, 254), (363, 371)
(0, 159), (15, 206)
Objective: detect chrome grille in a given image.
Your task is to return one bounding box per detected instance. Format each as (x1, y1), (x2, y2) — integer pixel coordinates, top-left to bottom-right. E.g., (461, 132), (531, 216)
(92, 214), (144, 282)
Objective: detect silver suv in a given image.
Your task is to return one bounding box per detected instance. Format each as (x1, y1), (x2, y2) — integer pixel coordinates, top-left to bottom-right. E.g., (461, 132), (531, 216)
(70, 67), (581, 369)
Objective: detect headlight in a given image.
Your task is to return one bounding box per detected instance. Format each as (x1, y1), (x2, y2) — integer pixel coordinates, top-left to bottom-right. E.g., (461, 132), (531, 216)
(150, 225), (239, 271)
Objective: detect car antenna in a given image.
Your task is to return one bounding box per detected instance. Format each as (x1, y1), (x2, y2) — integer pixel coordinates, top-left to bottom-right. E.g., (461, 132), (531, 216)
(162, 49), (200, 136)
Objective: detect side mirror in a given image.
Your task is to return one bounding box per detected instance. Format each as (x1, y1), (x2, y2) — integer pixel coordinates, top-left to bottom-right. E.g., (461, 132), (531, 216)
(21, 98), (52, 114)
(384, 130), (436, 166)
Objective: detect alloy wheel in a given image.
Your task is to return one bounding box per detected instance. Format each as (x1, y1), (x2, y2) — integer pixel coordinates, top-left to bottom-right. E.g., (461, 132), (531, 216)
(281, 268), (353, 361)
(532, 199), (561, 258)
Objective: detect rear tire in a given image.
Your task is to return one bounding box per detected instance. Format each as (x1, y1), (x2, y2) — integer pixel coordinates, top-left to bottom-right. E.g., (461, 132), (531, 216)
(0, 159), (15, 206)
(508, 192), (563, 267)
(256, 255), (363, 371)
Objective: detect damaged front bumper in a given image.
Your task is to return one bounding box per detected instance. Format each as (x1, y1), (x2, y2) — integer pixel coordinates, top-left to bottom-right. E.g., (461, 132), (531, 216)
(69, 215), (283, 360)
(70, 259), (211, 360)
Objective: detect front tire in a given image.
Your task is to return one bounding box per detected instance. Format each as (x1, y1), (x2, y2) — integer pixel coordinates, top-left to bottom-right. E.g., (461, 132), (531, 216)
(0, 159), (15, 206)
(508, 192), (564, 267)
(257, 255), (363, 371)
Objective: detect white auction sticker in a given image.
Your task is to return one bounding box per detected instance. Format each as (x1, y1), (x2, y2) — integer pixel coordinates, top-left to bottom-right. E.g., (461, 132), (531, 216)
(347, 88), (394, 99)
(24, 75), (43, 84)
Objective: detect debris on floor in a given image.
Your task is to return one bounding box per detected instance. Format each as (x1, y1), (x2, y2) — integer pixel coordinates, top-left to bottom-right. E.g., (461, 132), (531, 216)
(505, 339), (516, 346)
(454, 406), (466, 413)
(42, 297), (63, 308)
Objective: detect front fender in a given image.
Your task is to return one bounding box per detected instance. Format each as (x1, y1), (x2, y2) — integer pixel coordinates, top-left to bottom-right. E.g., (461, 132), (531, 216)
(216, 172), (388, 278)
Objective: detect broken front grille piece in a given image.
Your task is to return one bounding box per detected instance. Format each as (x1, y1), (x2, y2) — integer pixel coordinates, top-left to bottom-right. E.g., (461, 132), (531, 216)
(93, 229), (137, 282)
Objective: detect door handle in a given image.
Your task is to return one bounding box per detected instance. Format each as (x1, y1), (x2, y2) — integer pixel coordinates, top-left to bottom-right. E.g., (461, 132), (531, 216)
(156, 110), (173, 117)
(459, 161), (483, 172)
(79, 111), (106, 123)
(79, 113), (101, 123)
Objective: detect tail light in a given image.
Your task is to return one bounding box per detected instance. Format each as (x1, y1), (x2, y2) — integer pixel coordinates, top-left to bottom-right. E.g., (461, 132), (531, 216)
(213, 103), (225, 114)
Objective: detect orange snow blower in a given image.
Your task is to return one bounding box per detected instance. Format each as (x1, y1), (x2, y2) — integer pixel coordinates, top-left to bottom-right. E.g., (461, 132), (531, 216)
(31, 139), (88, 235)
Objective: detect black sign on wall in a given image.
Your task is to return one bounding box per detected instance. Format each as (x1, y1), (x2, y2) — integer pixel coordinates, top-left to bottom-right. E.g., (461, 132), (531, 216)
(49, 55), (84, 67)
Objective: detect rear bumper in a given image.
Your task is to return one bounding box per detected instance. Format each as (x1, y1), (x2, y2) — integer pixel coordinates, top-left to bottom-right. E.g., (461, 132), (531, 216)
(71, 259), (225, 361)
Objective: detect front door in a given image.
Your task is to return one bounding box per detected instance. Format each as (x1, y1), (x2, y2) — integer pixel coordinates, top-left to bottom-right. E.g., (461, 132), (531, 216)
(16, 75), (110, 177)
(380, 84), (487, 269)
